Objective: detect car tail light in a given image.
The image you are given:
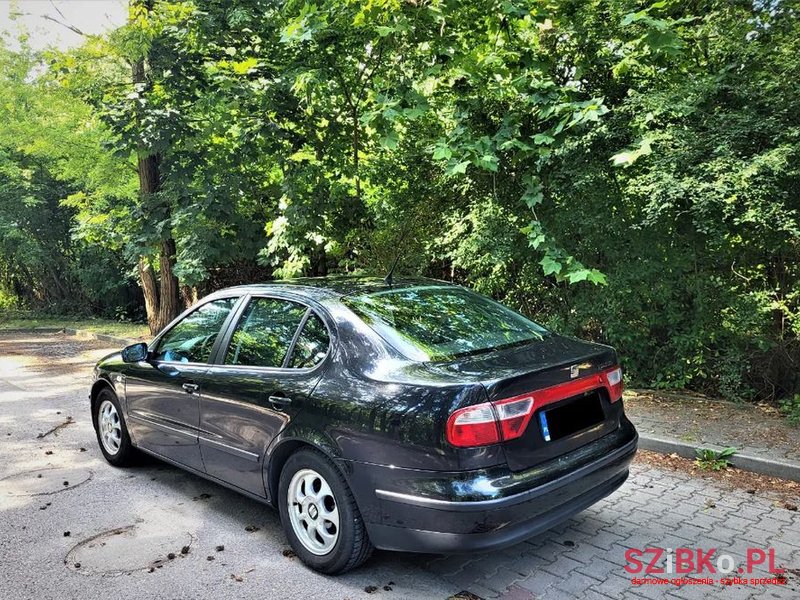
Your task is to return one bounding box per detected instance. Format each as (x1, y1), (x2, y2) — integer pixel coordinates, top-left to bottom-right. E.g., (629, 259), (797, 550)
(447, 395), (534, 448)
(602, 367), (623, 402)
(446, 365), (623, 448)
(494, 395), (535, 440)
(446, 403), (500, 447)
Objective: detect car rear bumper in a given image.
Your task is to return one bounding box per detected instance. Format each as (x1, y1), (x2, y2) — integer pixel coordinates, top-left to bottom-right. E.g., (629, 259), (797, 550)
(346, 419), (637, 554)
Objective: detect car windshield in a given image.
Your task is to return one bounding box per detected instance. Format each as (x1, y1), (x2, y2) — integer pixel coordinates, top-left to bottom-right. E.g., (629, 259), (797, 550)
(343, 285), (549, 361)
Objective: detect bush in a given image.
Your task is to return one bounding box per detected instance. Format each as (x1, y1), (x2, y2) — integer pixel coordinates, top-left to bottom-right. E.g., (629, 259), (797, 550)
(0, 289), (16, 311)
(780, 396), (800, 427)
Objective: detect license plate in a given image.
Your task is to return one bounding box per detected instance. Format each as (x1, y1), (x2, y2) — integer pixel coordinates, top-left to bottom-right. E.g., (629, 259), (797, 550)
(538, 391), (605, 443)
(539, 411), (551, 442)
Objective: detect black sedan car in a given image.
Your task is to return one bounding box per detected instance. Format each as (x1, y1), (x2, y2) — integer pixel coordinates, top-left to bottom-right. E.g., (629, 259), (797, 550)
(90, 277), (637, 574)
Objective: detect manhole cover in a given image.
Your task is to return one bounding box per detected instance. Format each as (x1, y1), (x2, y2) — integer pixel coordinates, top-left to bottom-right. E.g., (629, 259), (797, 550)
(65, 524), (194, 575)
(0, 467), (92, 496)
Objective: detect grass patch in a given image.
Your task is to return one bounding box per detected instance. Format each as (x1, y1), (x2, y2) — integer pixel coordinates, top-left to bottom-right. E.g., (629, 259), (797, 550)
(0, 311), (149, 341)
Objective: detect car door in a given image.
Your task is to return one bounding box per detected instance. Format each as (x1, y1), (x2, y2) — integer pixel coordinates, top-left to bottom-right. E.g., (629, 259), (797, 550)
(198, 295), (331, 496)
(124, 297), (240, 472)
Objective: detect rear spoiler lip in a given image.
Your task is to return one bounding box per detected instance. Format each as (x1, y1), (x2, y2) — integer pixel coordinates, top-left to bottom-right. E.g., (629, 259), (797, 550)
(485, 366), (622, 414)
(482, 346), (618, 400)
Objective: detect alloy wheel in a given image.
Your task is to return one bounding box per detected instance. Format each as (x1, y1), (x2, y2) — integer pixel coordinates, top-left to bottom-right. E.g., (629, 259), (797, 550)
(98, 399), (122, 456)
(287, 468), (340, 555)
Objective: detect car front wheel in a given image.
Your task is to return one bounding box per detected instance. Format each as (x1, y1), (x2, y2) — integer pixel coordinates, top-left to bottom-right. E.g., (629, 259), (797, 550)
(94, 387), (136, 466)
(278, 448), (373, 574)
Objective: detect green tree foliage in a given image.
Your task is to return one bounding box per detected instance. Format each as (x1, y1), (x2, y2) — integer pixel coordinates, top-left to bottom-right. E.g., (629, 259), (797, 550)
(0, 0), (797, 403)
(537, 0), (800, 401)
(0, 41), (138, 315)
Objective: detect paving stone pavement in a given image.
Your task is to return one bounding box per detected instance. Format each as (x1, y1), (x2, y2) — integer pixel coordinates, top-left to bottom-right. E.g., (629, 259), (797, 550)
(425, 463), (800, 600)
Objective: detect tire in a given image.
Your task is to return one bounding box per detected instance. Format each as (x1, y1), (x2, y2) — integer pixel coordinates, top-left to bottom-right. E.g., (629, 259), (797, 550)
(278, 448), (373, 574)
(94, 387), (137, 467)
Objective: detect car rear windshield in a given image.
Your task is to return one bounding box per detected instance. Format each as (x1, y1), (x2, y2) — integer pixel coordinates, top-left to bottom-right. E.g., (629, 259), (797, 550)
(343, 285), (549, 361)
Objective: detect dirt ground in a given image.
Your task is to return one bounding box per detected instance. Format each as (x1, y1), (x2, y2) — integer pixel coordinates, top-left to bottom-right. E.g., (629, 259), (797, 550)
(625, 388), (800, 463)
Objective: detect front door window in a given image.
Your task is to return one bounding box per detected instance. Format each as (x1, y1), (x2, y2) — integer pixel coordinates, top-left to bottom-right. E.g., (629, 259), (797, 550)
(154, 298), (238, 363)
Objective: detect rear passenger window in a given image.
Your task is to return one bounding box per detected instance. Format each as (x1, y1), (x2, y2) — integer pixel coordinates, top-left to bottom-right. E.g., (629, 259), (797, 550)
(225, 298), (306, 368)
(288, 314), (329, 369)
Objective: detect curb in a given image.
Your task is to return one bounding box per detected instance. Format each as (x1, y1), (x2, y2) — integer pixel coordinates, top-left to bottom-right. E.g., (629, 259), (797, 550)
(60, 328), (136, 346)
(12, 326), (138, 346)
(638, 435), (800, 483)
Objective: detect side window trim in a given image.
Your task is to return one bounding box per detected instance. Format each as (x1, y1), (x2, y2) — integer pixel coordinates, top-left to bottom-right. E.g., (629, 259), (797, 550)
(281, 307), (312, 368)
(207, 294), (250, 365)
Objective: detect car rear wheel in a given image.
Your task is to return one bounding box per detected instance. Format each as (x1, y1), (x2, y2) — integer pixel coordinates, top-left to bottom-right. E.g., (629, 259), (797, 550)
(94, 388), (136, 466)
(278, 448), (373, 574)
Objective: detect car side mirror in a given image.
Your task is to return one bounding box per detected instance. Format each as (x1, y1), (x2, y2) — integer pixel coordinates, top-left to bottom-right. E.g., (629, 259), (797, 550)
(121, 342), (149, 363)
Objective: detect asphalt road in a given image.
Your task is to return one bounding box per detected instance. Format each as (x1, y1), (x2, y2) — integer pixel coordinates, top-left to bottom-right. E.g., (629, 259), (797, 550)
(1, 331), (798, 600)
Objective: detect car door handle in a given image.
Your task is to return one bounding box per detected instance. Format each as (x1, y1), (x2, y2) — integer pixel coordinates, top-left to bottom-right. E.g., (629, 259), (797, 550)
(268, 395), (292, 410)
(182, 382), (200, 394)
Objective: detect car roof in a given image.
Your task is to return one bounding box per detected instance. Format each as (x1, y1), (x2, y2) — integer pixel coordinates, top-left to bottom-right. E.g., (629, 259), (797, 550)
(205, 276), (457, 302)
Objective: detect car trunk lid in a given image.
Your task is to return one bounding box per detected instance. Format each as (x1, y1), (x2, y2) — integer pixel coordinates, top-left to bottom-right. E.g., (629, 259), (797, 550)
(429, 334), (623, 471)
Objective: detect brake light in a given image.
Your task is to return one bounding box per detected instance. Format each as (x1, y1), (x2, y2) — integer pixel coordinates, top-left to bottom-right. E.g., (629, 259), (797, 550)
(446, 395), (534, 448)
(446, 365), (623, 448)
(446, 403), (500, 447)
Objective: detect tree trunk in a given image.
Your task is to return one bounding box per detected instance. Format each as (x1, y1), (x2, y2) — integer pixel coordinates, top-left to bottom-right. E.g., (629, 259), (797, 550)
(135, 147), (180, 334)
(131, 0), (180, 334)
(137, 153), (159, 194)
(43, 261), (68, 304)
(138, 257), (159, 334)
(180, 284), (197, 309)
(155, 237), (179, 331)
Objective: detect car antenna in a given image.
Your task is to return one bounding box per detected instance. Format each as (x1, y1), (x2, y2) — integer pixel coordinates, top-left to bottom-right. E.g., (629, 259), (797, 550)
(384, 253), (401, 286)
(384, 221), (412, 286)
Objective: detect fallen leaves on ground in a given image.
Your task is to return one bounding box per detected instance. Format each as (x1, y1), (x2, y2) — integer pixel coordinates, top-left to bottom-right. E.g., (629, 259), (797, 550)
(626, 390), (800, 452)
